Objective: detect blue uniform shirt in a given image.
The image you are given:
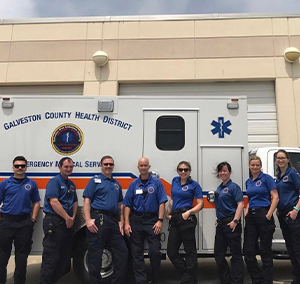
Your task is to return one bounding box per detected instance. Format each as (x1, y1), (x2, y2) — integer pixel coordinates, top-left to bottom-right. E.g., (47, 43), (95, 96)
(215, 179), (243, 220)
(43, 174), (77, 217)
(83, 173), (123, 214)
(276, 167), (300, 211)
(246, 172), (276, 209)
(171, 176), (203, 210)
(123, 175), (168, 213)
(0, 176), (40, 215)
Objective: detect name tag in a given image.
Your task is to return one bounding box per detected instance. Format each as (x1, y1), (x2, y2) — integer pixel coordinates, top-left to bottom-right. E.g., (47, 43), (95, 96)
(95, 178), (102, 183)
(136, 189), (143, 195)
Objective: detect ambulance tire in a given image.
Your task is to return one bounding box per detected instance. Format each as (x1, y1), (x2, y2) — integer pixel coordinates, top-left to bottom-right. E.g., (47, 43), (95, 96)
(73, 237), (113, 284)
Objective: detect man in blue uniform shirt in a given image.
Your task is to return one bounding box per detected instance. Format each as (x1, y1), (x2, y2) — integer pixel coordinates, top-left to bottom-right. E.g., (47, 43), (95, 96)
(0, 155), (40, 284)
(83, 155), (128, 284)
(39, 157), (78, 284)
(124, 157), (167, 284)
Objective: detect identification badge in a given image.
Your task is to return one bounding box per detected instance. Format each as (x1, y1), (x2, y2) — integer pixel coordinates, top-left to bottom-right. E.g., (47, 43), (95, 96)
(95, 178), (102, 183)
(136, 189), (143, 194)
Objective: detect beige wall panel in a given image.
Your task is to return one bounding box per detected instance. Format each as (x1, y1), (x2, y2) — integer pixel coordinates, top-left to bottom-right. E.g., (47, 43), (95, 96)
(291, 61), (300, 79)
(119, 39), (194, 59)
(195, 37), (274, 58)
(87, 23), (103, 39)
(101, 61), (118, 81)
(103, 22), (119, 39)
(272, 18), (289, 36)
(83, 81), (100, 96)
(6, 61), (85, 82)
(10, 41), (86, 62)
(288, 18), (300, 36)
(0, 43), (11, 62)
(0, 63), (8, 82)
(86, 41), (102, 60)
(12, 23), (88, 41)
(102, 40), (119, 60)
(136, 21), (194, 39)
(274, 57), (292, 78)
(119, 22), (140, 39)
(195, 58), (275, 80)
(289, 36), (300, 53)
(276, 78), (298, 146)
(0, 25), (13, 42)
(118, 59), (194, 80)
(84, 61), (101, 81)
(195, 18), (272, 37)
(293, 78), (300, 144)
(274, 36), (289, 57)
(100, 81), (118, 96)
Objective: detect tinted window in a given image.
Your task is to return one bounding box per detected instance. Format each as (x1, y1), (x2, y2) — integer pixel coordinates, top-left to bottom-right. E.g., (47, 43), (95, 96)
(289, 152), (300, 174)
(156, 116), (185, 150)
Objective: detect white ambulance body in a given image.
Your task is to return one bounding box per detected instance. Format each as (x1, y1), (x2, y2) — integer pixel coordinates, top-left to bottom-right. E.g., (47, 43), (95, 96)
(1, 95), (299, 282)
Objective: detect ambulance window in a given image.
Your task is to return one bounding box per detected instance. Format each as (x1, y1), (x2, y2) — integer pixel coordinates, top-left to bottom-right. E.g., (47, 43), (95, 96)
(156, 116), (185, 150)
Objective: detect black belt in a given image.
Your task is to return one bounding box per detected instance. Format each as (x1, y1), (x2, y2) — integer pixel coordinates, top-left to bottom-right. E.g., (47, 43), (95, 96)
(217, 216), (235, 224)
(132, 212), (157, 218)
(1, 213), (30, 222)
(91, 208), (118, 219)
(171, 208), (191, 215)
(248, 206), (270, 215)
(277, 207), (294, 217)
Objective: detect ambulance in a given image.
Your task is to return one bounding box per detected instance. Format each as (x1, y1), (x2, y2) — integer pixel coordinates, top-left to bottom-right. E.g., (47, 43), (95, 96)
(0, 95), (299, 283)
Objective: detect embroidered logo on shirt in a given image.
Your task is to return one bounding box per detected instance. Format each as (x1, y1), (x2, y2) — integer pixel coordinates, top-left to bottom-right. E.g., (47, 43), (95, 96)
(222, 187), (229, 193)
(24, 184), (32, 191)
(114, 183), (120, 190)
(148, 186), (155, 194)
(283, 176), (289, 182)
(182, 185), (188, 191)
(256, 180), (262, 187)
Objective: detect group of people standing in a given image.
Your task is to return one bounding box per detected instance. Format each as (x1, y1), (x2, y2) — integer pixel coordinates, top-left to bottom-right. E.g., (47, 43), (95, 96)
(214, 149), (300, 284)
(0, 150), (300, 284)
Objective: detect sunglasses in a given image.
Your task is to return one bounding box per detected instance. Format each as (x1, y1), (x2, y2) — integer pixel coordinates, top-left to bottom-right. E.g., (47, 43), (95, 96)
(178, 168), (189, 172)
(14, 164), (26, 169)
(103, 163), (114, 166)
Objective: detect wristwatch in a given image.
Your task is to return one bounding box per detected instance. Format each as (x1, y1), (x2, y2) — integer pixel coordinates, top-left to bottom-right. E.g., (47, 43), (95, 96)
(158, 218), (163, 223)
(31, 218), (37, 223)
(233, 219), (239, 224)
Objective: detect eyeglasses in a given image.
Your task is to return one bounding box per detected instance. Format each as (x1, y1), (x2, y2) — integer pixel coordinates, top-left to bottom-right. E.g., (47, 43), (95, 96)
(178, 168), (189, 172)
(276, 157), (287, 160)
(13, 164), (26, 169)
(103, 163), (114, 166)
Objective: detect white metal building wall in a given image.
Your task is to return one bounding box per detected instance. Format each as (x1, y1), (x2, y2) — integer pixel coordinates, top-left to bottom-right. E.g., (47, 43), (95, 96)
(119, 82), (277, 150)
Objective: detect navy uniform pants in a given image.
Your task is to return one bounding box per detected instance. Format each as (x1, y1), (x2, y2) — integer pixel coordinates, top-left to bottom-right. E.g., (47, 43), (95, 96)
(129, 214), (161, 284)
(39, 214), (73, 284)
(214, 218), (244, 284)
(0, 214), (34, 284)
(167, 211), (198, 284)
(277, 209), (300, 284)
(244, 208), (275, 284)
(87, 212), (128, 284)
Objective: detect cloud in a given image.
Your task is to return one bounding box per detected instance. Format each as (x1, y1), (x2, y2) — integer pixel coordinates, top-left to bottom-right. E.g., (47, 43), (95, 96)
(1, 0), (300, 19)
(0, 0), (36, 18)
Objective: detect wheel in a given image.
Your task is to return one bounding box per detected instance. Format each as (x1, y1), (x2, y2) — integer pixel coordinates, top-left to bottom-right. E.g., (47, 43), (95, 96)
(73, 237), (113, 284)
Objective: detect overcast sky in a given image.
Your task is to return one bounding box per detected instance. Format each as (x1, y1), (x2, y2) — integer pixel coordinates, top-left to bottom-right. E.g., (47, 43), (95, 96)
(1, 0), (300, 19)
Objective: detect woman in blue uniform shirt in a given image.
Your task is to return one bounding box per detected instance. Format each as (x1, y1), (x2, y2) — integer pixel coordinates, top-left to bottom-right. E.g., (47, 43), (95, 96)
(244, 156), (279, 284)
(214, 162), (244, 284)
(275, 149), (300, 284)
(166, 161), (203, 284)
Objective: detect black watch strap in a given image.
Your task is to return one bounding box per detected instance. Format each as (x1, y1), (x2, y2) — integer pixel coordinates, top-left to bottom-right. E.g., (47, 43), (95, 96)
(233, 219), (239, 224)
(158, 218), (163, 222)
